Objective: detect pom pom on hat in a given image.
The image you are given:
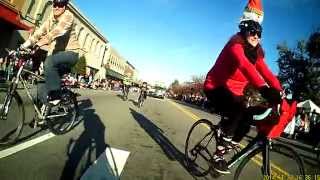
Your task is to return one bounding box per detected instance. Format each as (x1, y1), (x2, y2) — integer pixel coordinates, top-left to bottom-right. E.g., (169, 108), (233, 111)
(240, 0), (264, 24)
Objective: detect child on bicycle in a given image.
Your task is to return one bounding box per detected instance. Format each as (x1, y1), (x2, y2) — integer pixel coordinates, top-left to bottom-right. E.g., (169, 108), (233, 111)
(204, 0), (282, 174)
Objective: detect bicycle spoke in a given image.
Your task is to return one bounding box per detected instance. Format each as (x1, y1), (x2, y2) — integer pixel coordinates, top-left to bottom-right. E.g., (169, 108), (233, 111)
(203, 131), (215, 148)
(198, 148), (212, 162)
(46, 93), (77, 135)
(185, 119), (216, 177)
(235, 143), (305, 180)
(0, 91), (24, 145)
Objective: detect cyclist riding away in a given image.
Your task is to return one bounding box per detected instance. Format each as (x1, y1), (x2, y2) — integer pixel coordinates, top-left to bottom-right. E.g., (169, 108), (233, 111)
(203, 0), (282, 174)
(122, 76), (132, 99)
(20, 0), (79, 105)
(138, 81), (148, 103)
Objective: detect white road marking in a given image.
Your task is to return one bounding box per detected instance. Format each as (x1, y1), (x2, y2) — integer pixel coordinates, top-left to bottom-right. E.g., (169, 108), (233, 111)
(0, 132), (55, 159)
(81, 147), (130, 180)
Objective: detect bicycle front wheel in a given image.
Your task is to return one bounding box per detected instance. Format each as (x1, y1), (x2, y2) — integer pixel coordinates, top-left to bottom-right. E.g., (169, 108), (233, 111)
(138, 96), (144, 108)
(185, 119), (217, 177)
(234, 143), (305, 180)
(0, 91), (25, 145)
(46, 91), (78, 135)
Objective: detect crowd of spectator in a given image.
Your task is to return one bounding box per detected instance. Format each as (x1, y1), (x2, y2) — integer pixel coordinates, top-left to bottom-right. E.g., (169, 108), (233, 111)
(283, 107), (320, 148)
(62, 73), (125, 91)
(168, 92), (212, 111)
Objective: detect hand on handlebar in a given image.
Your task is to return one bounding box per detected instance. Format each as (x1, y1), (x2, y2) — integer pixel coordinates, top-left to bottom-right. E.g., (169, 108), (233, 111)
(259, 86), (282, 105)
(36, 36), (49, 47)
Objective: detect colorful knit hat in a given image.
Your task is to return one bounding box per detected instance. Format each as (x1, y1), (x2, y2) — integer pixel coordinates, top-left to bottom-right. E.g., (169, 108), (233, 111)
(240, 0), (264, 24)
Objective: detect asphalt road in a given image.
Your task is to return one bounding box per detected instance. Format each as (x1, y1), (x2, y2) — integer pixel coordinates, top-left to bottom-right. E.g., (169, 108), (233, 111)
(0, 89), (319, 180)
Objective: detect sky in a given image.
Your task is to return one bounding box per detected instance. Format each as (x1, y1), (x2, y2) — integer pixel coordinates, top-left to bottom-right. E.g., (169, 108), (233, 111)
(73, 0), (320, 87)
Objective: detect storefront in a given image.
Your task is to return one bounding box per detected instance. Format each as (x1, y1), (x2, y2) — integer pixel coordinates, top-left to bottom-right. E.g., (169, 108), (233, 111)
(105, 69), (124, 81)
(0, 0), (30, 57)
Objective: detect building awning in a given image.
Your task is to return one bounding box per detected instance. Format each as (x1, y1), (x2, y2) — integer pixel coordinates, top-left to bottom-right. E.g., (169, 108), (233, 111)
(106, 69), (124, 80)
(0, 2), (30, 30)
(86, 65), (99, 71)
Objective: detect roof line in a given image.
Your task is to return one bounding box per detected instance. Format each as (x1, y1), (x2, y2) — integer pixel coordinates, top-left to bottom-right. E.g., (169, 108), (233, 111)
(69, 2), (108, 43)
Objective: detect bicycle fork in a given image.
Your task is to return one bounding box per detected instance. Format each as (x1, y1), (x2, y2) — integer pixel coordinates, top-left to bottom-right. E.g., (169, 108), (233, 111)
(1, 64), (25, 118)
(262, 139), (271, 176)
(0, 81), (19, 119)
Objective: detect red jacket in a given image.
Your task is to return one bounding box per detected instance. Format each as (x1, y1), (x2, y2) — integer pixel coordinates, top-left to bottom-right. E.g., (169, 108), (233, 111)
(204, 33), (282, 96)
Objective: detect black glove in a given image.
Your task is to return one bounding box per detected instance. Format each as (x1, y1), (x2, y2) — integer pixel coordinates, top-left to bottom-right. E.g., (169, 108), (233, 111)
(259, 86), (282, 105)
(32, 44), (40, 51)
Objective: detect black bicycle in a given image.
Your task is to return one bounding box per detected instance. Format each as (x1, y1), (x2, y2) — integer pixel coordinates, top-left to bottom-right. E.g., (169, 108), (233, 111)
(0, 48), (79, 145)
(185, 99), (305, 179)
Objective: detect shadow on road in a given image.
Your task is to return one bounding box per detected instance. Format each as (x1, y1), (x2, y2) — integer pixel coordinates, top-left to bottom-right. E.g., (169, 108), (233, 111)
(60, 98), (108, 180)
(129, 108), (206, 179)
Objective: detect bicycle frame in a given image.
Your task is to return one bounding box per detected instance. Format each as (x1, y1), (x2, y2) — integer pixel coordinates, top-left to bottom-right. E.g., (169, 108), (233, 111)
(4, 58), (68, 121)
(227, 135), (271, 175)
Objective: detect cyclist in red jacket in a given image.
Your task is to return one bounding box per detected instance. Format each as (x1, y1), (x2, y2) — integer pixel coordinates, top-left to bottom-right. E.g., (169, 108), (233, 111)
(204, 0), (282, 174)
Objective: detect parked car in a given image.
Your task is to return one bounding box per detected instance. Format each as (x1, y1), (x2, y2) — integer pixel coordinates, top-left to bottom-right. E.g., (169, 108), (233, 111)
(150, 89), (165, 99)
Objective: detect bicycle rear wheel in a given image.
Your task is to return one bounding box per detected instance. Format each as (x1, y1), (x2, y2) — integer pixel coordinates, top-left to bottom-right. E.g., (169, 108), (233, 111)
(0, 91), (25, 145)
(185, 119), (217, 177)
(46, 90), (78, 135)
(124, 91), (128, 101)
(138, 96), (144, 108)
(234, 143), (305, 180)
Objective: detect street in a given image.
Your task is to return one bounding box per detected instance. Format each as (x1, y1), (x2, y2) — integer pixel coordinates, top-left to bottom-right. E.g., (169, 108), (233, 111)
(0, 89), (319, 180)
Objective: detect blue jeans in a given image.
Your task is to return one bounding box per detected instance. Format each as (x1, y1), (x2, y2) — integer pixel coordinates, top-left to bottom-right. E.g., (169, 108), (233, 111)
(42, 51), (78, 100)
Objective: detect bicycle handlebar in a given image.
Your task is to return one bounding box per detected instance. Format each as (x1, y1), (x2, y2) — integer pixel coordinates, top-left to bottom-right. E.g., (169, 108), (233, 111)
(253, 108), (273, 120)
(6, 45), (38, 60)
(252, 104), (281, 121)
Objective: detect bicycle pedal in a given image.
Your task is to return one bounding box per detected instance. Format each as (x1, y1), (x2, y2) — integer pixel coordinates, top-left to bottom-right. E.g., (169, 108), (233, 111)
(29, 120), (38, 129)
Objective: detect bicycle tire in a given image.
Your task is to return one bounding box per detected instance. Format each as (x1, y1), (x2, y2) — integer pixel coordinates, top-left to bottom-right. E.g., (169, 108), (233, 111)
(138, 96), (144, 108)
(234, 143), (305, 180)
(46, 90), (78, 135)
(0, 91), (25, 145)
(185, 119), (217, 177)
(123, 93), (128, 101)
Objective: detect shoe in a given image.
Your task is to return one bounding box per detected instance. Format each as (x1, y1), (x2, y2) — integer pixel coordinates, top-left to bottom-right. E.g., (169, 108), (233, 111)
(29, 119), (46, 128)
(47, 90), (62, 105)
(49, 99), (61, 105)
(222, 137), (240, 150)
(215, 145), (227, 156)
(212, 156), (231, 174)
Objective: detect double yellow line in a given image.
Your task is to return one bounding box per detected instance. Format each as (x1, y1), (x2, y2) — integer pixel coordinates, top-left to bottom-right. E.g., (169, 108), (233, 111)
(168, 100), (289, 177)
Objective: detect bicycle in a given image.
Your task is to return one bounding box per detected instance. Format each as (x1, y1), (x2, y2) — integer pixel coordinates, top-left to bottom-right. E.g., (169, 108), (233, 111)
(122, 85), (129, 101)
(185, 99), (305, 179)
(0, 48), (79, 145)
